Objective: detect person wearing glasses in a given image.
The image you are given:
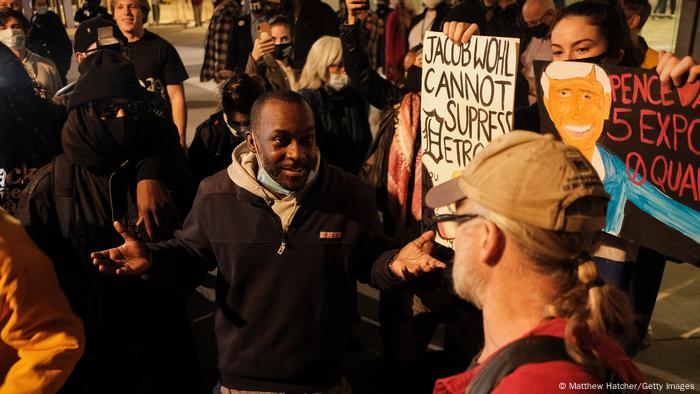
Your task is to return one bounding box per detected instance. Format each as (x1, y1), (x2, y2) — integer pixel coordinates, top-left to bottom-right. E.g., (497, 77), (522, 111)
(298, 36), (372, 175)
(53, 16), (188, 249)
(54, 16), (170, 120)
(53, 16), (128, 107)
(18, 50), (200, 393)
(428, 131), (647, 393)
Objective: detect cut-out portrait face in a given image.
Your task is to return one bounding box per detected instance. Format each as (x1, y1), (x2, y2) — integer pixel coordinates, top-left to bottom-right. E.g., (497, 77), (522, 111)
(542, 62), (612, 160)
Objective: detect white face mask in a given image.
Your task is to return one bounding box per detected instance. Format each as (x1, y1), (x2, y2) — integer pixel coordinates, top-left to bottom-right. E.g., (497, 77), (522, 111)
(0, 28), (25, 51)
(36, 5), (48, 14)
(326, 72), (348, 91)
(423, 0), (442, 9)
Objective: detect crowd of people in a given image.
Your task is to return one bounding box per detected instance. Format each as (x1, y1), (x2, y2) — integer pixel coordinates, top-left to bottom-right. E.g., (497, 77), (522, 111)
(0, 0), (698, 392)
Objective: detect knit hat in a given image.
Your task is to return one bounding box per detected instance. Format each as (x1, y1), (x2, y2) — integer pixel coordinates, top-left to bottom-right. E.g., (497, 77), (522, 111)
(67, 50), (145, 111)
(73, 16), (126, 53)
(425, 131), (609, 232)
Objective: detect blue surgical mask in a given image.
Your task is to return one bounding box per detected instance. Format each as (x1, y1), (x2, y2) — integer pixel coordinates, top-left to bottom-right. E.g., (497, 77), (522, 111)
(251, 134), (292, 195)
(257, 164), (293, 196)
(252, 135), (316, 196)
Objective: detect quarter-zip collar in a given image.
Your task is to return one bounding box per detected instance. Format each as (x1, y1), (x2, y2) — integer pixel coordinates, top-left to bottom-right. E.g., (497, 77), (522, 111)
(227, 142), (320, 233)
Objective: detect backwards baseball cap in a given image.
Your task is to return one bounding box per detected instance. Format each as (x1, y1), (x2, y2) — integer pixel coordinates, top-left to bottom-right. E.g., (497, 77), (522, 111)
(67, 50), (145, 111)
(74, 16), (126, 53)
(425, 131), (609, 232)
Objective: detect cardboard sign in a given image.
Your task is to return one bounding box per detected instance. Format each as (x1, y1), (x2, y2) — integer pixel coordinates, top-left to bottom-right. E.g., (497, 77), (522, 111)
(535, 60), (700, 262)
(421, 32), (519, 245)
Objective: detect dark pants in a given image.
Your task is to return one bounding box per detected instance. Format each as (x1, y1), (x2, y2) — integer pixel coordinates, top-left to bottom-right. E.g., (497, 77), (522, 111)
(152, 0), (160, 23)
(654, 0), (676, 14)
(594, 247), (666, 355)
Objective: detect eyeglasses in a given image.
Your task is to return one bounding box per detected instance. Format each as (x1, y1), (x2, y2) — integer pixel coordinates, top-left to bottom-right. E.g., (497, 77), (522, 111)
(95, 100), (143, 119)
(434, 213), (480, 240)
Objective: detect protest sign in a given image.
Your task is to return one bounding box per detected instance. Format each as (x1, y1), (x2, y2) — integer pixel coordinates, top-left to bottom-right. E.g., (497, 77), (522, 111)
(535, 60), (700, 263)
(421, 32), (519, 245)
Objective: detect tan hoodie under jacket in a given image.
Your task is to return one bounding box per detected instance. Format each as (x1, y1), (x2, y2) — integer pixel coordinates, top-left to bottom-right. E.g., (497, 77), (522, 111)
(227, 142), (320, 232)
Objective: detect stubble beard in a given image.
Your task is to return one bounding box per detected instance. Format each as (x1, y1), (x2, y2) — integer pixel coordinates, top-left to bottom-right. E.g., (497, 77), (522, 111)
(452, 255), (486, 310)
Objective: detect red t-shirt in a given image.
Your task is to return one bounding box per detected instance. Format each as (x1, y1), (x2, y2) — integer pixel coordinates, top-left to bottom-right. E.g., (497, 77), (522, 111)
(433, 318), (648, 394)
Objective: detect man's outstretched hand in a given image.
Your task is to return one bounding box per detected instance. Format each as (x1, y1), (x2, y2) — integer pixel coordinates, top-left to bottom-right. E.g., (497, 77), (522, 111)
(91, 221), (151, 276)
(390, 231), (447, 280)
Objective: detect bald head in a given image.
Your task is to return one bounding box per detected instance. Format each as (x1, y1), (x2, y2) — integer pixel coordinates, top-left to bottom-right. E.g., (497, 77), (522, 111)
(522, 0), (555, 26)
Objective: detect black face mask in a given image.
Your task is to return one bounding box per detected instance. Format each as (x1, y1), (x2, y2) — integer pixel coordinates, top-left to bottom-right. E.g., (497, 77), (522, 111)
(526, 23), (549, 39)
(404, 65), (422, 93)
(273, 42), (292, 60)
(103, 117), (138, 147)
(569, 51), (611, 65)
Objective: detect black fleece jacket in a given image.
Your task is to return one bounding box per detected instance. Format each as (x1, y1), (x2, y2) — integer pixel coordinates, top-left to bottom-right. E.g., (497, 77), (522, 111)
(148, 162), (402, 392)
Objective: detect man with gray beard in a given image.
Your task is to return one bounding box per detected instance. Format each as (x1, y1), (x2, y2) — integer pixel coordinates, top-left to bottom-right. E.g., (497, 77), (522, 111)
(426, 131), (648, 393)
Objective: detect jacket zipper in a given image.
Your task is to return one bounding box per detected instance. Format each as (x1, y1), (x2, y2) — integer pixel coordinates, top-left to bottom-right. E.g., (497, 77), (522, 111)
(277, 232), (287, 255)
(258, 197), (289, 255)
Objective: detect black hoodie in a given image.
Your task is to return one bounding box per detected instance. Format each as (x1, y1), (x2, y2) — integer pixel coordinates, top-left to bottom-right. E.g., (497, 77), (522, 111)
(18, 105), (199, 394)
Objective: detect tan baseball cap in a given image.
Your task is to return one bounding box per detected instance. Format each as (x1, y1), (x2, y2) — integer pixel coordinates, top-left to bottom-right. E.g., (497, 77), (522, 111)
(425, 131), (609, 232)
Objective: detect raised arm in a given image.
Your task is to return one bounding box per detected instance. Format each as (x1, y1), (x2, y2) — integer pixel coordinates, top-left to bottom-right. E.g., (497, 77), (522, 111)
(342, 0), (403, 108)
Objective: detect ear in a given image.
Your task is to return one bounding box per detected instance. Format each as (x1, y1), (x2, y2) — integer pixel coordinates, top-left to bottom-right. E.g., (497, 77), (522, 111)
(481, 220), (505, 267)
(244, 132), (257, 153)
(603, 93), (612, 119)
(628, 14), (640, 31)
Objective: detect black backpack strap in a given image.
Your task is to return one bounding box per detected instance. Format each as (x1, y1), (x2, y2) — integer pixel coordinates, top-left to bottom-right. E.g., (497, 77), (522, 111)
(466, 336), (574, 394)
(52, 154), (74, 240)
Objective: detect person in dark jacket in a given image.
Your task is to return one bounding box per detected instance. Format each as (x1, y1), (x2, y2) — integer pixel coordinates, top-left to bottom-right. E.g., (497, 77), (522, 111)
(407, 0), (449, 50)
(26, 0), (72, 84)
(245, 14), (299, 91)
(298, 36), (371, 175)
(18, 50), (199, 394)
(0, 42), (63, 216)
(290, 0), (339, 68)
(74, 0), (112, 23)
(92, 89), (446, 393)
(53, 16), (170, 120)
(443, 0), (700, 353)
(189, 72), (265, 181)
(343, 5), (486, 391)
(200, 0), (251, 81)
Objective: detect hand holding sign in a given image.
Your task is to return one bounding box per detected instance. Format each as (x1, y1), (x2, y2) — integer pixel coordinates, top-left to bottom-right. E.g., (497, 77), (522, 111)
(657, 52), (700, 89)
(535, 60), (700, 262)
(442, 21), (480, 44)
(421, 31), (519, 246)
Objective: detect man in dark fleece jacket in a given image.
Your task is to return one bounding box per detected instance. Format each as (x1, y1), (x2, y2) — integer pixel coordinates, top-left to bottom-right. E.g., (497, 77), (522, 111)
(92, 90), (446, 393)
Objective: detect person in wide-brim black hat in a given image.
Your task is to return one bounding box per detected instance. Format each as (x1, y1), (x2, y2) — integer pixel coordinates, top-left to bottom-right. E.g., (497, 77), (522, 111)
(18, 46), (201, 394)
